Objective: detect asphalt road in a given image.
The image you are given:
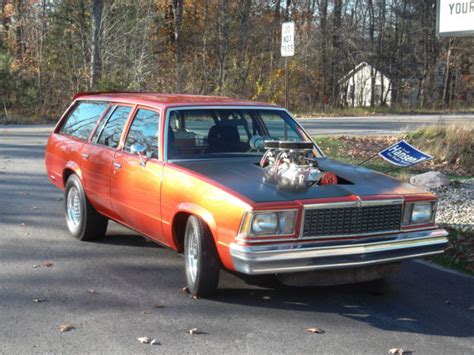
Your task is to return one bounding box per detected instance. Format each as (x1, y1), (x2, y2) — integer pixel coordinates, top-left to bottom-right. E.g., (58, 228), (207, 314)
(297, 114), (474, 136)
(1, 125), (474, 354)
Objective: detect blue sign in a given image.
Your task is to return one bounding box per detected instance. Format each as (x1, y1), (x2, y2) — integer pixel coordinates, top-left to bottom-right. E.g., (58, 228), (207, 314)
(378, 140), (433, 167)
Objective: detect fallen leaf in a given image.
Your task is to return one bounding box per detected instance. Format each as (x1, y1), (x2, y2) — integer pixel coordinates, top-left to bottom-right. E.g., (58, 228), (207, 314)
(153, 304), (164, 309)
(305, 327), (325, 334)
(137, 337), (151, 344)
(33, 298), (46, 303)
(150, 339), (160, 345)
(182, 286), (189, 293)
(32, 265), (41, 268)
(43, 262), (54, 268)
(388, 348), (414, 355)
(59, 323), (75, 332)
(191, 295), (200, 300)
(87, 289), (99, 295)
(188, 328), (203, 335)
(142, 311), (151, 315)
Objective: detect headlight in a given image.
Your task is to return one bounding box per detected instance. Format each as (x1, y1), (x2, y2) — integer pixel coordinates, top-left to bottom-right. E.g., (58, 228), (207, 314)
(240, 210), (298, 237)
(403, 202), (435, 225)
(252, 213), (278, 235)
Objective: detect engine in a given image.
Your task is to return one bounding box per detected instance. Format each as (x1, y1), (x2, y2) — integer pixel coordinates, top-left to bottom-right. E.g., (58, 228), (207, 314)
(260, 141), (337, 190)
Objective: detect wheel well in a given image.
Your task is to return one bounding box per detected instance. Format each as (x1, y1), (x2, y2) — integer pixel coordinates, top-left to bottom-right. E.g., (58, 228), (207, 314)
(62, 168), (76, 186)
(173, 212), (191, 252)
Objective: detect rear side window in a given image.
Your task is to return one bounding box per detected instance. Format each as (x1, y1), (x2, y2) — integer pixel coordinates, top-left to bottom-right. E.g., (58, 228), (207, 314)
(60, 101), (108, 141)
(97, 106), (132, 148)
(124, 109), (160, 158)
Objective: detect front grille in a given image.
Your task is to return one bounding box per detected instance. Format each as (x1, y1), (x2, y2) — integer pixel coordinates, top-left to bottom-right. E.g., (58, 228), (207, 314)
(302, 204), (402, 238)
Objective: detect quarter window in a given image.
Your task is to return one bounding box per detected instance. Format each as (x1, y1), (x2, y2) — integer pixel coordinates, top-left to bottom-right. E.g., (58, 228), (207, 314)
(97, 106), (132, 148)
(124, 109), (160, 159)
(60, 101), (108, 141)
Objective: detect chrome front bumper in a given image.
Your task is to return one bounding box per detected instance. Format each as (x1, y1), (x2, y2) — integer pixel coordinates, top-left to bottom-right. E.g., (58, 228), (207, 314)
(230, 229), (449, 275)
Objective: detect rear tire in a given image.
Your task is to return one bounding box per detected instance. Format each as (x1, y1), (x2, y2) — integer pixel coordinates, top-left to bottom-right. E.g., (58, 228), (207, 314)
(64, 174), (108, 241)
(184, 215), (220, 297)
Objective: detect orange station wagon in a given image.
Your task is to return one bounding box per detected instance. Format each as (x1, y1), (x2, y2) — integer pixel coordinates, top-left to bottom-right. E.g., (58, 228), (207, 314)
(45, 92), (448, 297)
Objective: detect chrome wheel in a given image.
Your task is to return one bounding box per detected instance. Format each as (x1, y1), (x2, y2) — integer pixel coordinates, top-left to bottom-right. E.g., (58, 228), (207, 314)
(66, 186), (81, 228)
(186, 223), (199, 284)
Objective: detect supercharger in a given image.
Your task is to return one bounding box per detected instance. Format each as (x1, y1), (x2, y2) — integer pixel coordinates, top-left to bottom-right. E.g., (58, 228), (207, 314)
(259, 141), (337, 190)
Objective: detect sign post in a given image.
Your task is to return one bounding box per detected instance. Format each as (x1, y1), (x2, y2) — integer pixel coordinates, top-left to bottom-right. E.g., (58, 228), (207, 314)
(281, 21), (295, 109)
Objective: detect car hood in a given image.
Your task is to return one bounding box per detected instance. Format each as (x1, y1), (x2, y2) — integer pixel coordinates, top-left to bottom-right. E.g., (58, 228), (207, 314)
(172, 156), (425, 203)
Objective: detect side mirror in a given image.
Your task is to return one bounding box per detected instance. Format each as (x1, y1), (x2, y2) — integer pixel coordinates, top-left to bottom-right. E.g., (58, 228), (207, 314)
(130, 144), (147, 166)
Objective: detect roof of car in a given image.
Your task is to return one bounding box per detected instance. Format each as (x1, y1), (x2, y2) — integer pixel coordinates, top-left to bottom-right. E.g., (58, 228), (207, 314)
(73, 92), (280, 109)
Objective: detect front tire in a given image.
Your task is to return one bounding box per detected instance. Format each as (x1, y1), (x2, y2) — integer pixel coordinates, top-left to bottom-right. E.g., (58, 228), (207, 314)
(184, 215), (220, 297)
(64, 174), (108, 241)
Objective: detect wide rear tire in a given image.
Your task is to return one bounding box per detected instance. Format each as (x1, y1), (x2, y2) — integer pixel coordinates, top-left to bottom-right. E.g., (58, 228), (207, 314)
(184, 215), (220, 297)
(64, 174), (108, 241)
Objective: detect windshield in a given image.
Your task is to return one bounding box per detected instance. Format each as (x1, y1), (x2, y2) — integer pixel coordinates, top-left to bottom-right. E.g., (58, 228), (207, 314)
(167, 108), (317, 159)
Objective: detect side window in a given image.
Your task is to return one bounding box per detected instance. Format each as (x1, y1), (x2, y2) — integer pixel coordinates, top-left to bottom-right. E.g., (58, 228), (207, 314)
(91, 105), (115, 142)
(60, 101), (108, 141)
(124, 109), (160, 159)
(97, 106), (131, 148)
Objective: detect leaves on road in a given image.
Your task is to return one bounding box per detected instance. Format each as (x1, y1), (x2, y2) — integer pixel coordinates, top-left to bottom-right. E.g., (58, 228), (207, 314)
(33, 262), (54, 268)
(388, 348), (414, 355)
(150, 339), (160, 345)
(59, 324), (75, 332)
(33, 298), (46, 303)
(182, 286), (190, 293)
(137, 337), (151, 344)
(188, 328), (204, 335)
(87, 289), (99, 295)
(305, 327), (325, 334)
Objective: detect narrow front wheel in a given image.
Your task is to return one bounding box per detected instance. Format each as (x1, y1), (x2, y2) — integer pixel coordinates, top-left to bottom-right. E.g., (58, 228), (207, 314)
(184, 215), (220, 297)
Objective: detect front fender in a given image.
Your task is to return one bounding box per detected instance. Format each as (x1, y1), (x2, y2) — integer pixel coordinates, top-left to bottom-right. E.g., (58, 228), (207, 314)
(175, 202), (217, 232)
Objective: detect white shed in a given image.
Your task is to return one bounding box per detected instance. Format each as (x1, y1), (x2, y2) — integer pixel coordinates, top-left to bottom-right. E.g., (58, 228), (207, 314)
(338, 62), (392, 107)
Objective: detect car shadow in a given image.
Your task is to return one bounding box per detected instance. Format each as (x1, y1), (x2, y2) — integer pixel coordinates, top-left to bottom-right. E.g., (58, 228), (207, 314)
(212, 262), (474, 338)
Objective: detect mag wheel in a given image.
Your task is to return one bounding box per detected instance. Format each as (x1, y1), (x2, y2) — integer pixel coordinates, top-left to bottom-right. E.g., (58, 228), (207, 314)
(64, 174), (108, 241)
(184, 215), (220, 297)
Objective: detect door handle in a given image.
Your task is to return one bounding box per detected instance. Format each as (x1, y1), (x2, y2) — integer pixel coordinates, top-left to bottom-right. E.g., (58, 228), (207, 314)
(81, 153), (89, 160)
(113, 162), (122, 169)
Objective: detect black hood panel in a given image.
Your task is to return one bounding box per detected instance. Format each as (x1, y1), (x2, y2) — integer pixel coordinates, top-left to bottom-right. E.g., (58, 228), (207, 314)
(172, 156), (424, 203)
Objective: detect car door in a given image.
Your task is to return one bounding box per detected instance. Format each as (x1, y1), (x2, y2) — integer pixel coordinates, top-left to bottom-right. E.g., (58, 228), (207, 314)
(110, 107), (167, 245)
(80, 105), (133, 218)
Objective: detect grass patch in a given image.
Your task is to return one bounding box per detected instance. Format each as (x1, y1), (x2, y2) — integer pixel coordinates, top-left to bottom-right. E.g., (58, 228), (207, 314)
(432, 229), (474, 276)
(0, 114), (53, 125)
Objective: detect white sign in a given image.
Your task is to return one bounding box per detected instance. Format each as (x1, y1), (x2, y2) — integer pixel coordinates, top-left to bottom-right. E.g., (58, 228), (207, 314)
(281, 22), (295, 57)
(437, 0), (474, 36)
